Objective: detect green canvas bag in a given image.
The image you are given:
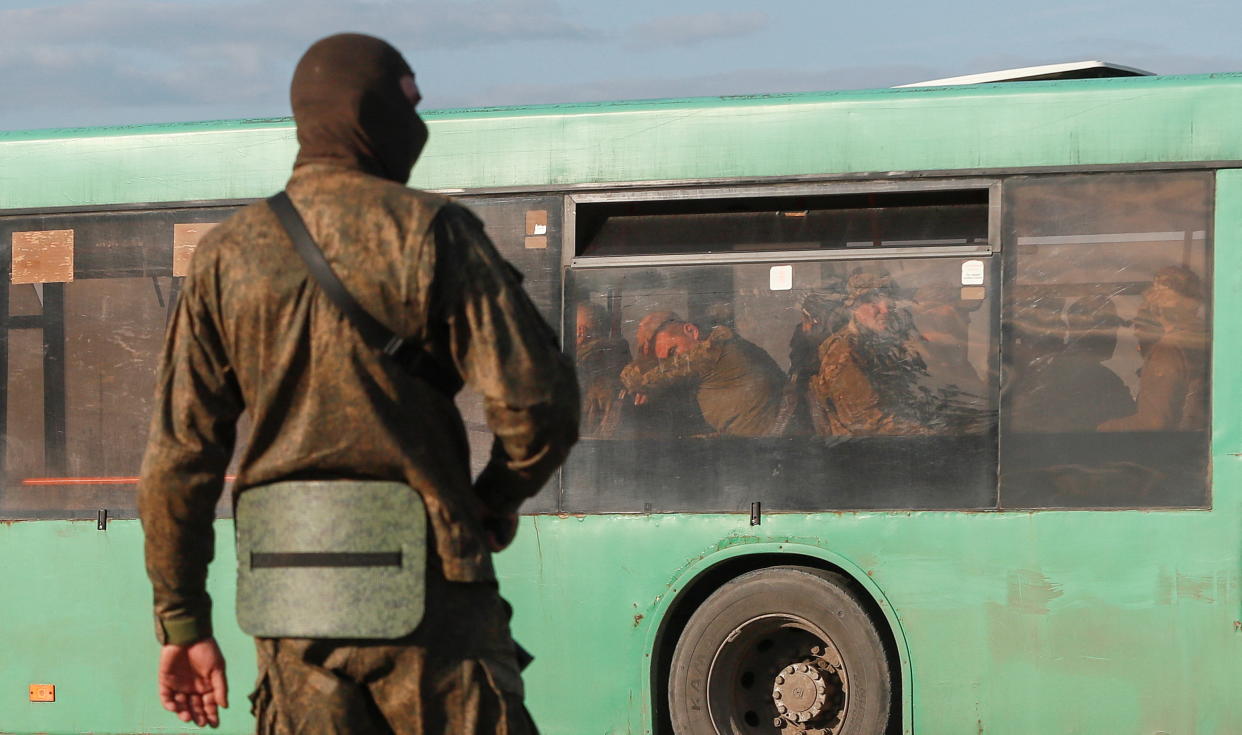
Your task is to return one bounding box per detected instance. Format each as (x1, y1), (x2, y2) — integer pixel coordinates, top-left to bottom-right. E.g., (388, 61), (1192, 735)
(235, 480), (427, 639)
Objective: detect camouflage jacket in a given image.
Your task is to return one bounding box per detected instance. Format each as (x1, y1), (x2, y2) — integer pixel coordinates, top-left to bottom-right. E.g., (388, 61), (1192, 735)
(810, 326), (932, 436)
(618, 326), (784, 437)
(138, 164), (579, 645)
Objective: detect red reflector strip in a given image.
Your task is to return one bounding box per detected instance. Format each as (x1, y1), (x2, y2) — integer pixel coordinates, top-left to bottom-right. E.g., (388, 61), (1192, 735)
(21, 476), (237, 486)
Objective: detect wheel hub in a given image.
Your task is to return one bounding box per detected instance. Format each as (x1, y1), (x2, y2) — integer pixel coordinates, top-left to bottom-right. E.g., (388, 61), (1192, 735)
(770, 646), (847, 734)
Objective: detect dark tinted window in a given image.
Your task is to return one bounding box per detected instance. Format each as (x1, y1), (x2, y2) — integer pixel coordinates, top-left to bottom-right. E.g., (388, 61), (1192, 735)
(1000, 172), (1212, 508)
(564, 253), (999, 512)
(451, 195), (563, 513)
(2, 206), (236, 519)
(0, 195), (565, 519)
(579, 190), (989, 257)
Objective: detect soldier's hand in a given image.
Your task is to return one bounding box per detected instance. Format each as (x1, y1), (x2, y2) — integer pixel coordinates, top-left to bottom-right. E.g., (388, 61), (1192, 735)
(633, 392), (648, 406)
(483, 511), (520, 551)
(157, 637), (228, 728)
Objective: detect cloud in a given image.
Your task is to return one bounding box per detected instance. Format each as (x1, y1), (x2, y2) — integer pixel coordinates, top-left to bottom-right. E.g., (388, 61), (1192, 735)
(0, 0), (602, 129)
(624, 11), (769, 50)
(432, 63), (941, 109)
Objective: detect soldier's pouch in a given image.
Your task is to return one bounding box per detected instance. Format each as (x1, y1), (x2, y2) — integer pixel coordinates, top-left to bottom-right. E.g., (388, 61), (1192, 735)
(235, 481), (426, 639)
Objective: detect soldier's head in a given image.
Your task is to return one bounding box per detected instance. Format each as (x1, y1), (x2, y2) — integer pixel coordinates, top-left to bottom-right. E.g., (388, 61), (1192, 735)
(1143, 266), (1203, 324)
(845, 268), (899, 335)
(575, 302), (608, 348)
(635, 311), (700, 360)
(291, 34), (428, 183)
(799, 289), (849, 339)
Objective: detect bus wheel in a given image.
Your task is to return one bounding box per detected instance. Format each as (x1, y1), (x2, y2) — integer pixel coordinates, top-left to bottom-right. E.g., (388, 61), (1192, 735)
(668, 566), (891, 735)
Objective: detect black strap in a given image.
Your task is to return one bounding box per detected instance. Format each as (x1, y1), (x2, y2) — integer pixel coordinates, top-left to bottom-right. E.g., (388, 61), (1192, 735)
(268, 191), (407, 356)
(251, 551), (402, 568)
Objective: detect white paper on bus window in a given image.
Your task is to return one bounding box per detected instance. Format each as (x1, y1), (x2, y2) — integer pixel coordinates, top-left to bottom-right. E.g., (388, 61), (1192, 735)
(769, 265), (793, 291)
(961, 259), (985, 285)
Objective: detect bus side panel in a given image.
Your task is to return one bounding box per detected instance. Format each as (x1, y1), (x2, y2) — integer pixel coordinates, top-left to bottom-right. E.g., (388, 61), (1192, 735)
(496, 504), (1242, 735)
(0, 520), (256, 734)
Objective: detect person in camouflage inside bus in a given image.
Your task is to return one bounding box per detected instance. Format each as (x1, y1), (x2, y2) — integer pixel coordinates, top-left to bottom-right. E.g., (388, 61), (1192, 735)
(137, 34), (578, 734)
(574, 301), (631, 437)
(809, 267), (938, 436)
(1100, 265), (1206, 432)
(787, 285), (850, 433)
(619, 311), (787, 437)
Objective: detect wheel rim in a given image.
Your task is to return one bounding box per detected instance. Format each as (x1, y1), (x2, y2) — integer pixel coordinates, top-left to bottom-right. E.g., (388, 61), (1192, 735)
(704, 613), (849, 734)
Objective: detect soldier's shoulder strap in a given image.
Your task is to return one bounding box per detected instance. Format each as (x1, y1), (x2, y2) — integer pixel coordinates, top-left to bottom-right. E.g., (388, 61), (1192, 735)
(267, 190), (461, 397)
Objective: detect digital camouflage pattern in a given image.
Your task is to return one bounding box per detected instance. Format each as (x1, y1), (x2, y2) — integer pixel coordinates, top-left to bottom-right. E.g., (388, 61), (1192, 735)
(810, 323), (934, 436)
(576, 335), (631, 437)
(249, 565), (535, 735)
(619, 325), (786, 437)
(137, 162), (579, 646)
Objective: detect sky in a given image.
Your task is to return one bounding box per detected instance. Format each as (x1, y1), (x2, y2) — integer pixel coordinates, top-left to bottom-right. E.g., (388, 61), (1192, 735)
(2, 0), (1241, 132)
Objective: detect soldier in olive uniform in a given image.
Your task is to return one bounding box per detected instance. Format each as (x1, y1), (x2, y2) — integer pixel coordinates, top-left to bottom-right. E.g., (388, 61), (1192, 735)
(138, 34), (578, 734)
(619, 312), (786, 437)
(809, 268), (935, 436)
(574, 302), (631, 437)
(1099, 265), (1207, 432)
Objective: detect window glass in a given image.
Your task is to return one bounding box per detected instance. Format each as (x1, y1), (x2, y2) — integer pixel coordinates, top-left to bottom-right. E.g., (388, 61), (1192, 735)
(564, 255), (999, 512)
(453, 195), (563, 512)
(1000, 172), (1212, 508)
(1, 206), (236, 519)
(579, 190), (988, 257)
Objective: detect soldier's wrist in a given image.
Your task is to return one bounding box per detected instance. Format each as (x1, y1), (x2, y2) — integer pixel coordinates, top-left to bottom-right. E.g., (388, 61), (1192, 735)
(155, 612), (213, 646)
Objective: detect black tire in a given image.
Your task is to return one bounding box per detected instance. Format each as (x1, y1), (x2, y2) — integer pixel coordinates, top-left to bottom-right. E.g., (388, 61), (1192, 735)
(668, 566), (891, 735)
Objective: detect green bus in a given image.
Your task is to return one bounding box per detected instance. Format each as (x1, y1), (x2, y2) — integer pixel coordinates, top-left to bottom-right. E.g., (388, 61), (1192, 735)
(2, 72), (1239, 734)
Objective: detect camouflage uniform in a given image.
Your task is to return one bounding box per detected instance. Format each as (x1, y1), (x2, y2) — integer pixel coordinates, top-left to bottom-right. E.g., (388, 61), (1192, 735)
(809, 268), (933, 436)
(576, 334), (631, 437)
(1098, 323), (1206, 431)
(138, 34), (578, 735)
(1099, 266), (1207, 432)
(619, 325), (786, 437)
(810, 325), (933, 436)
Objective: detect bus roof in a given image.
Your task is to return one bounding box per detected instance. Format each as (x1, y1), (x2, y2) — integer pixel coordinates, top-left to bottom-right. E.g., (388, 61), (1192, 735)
(895, 60), (1154, 87)
(2, 72), (1241, 210)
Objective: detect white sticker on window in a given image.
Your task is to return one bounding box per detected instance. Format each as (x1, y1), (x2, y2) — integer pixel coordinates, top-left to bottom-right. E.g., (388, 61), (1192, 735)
(961, 259), (985, 286)
(533, 223), (547, 235)
(770, 265), (793, 291)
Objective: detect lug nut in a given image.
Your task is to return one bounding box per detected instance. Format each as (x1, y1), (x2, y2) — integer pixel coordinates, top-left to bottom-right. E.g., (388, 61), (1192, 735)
(773, 691), (782, 700)
(775, 675), (784, 684)
(777, 704), (788, 714)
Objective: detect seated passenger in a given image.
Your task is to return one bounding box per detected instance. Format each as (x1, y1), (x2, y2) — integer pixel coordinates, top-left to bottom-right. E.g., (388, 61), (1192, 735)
(1099, 266), (1207, 432)
(575, 302), (632, 437)
(809, 268), (936, 436)
(1030, 295), (1134, 432)
(787, 286), (849, 433)
(789, 286), (850, 385)
(620, 311), (787, 437)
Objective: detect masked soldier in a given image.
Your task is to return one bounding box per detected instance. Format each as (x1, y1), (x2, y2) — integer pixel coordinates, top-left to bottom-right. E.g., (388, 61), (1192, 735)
(619, 311), (786, 437)
(138, 34), (578, 734)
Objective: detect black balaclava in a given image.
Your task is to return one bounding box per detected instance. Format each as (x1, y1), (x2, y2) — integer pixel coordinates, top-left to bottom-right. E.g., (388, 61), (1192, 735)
(290, 33), (428, 183)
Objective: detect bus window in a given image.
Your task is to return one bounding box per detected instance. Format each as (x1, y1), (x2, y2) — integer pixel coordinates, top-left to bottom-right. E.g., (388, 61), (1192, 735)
(1, 207), (235, 519)
(564, 255), (999, 512)
(452, 195), (563, 513)
(1000, 172), (1212, 508)
(577, 189), (989, 257)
